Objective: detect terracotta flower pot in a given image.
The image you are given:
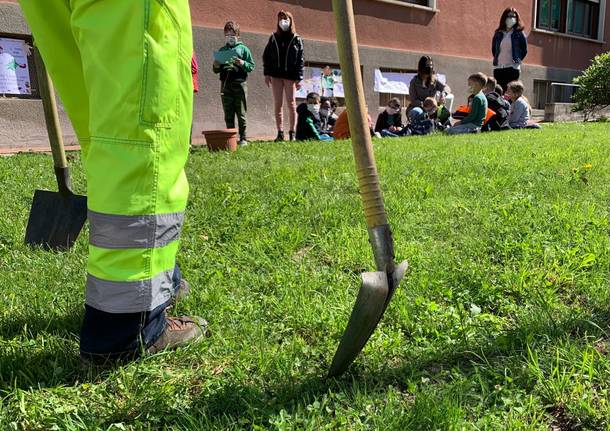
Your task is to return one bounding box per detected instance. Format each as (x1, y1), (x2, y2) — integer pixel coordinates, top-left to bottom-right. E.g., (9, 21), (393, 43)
(202, 129), (238, 152)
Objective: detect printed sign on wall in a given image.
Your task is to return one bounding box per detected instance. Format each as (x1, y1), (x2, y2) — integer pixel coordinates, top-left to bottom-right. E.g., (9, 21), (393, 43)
(0, 37), (32, 95)
(296, 66), (343, 99)
(374, 69), (447, 95)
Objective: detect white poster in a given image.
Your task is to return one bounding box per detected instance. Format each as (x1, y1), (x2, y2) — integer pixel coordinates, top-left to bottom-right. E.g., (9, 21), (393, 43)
(296, 66), (344, 99)
(296, 67), (322, 99)
(374, 69), (448, 95)
(374, 69), (414, 95)
(0, 37), (32, 95)
(333, 81), (344, 98)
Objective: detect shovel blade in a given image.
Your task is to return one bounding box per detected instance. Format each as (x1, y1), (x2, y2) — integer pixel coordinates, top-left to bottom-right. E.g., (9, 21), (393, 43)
(328, 271), (389, 377)
(328, 261), (408, 377)
(25, 189), (87, 251)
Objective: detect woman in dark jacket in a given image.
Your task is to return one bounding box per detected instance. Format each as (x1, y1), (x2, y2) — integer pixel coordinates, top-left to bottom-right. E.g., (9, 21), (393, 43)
(492, 7), (528, 92)
(263, 10), (305, 142)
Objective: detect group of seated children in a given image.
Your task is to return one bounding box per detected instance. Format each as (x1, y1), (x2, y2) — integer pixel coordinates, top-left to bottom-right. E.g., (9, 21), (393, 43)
(373, 74), (537, 138)
(449, 73), (538, 134)
(374, 97), (451, 138)
(293, 74), (537, 142)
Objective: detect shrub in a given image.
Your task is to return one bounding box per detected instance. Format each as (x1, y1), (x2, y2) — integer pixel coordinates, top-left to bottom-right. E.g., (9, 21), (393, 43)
(572, 52), (610, 120)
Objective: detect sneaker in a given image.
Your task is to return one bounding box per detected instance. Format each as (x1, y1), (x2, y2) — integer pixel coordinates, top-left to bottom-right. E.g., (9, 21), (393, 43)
(147, 316), (209, 354)
(288, 131), (296, 141)
(274, 131), (285, 142)
(238, 139), (249, 146)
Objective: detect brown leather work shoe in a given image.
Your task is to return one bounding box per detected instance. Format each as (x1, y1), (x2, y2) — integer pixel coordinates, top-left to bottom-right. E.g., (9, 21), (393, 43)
(147, 315), (209, 354)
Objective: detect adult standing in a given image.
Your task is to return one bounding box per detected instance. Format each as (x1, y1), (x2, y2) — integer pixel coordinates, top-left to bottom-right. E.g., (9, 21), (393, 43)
(492, 7), (528, 92)
(263, 10), (305, 142)
(407, 56), (451, 122)
(19, 0), (207, 363)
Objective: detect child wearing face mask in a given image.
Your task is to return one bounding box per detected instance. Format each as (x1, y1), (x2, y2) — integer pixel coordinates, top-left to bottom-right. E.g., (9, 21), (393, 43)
(319, 97), (338, 134)
(296, 92), (333, 141)
(447, 73), (488, 135)
(213, 21), (255, 146)
(375, 98), (407, 138)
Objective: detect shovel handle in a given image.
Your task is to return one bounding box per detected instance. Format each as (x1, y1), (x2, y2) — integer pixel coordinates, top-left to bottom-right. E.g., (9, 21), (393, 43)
(333, 0), (396, 273)
(332, 0), (387, 229)
(33, 46), (68, 170)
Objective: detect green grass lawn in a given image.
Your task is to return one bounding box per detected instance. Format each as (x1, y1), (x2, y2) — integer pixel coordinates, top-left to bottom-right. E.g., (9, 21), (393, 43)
(1, 123), (610, 430)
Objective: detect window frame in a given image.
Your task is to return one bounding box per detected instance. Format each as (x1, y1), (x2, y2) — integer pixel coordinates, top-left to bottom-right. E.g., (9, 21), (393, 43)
(374, 0), (438, 12)
(534, 0), (607, 41)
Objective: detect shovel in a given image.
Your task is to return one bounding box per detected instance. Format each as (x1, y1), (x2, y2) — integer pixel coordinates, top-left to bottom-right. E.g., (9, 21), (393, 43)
(24, 47), (87, 251)
(328, 0), (408, 378)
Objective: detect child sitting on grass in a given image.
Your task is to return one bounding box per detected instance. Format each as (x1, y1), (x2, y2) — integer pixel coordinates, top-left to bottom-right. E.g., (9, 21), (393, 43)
(320, 97), (338, 135)
(482, 77), (510, 132)
(296, 92), (333, 141)
(504, 80), (531, 129)
(447, 73), (488, 135)
(333, 108), (379, 140)
(423, 97), (450, 130)
(375, 98), (407, 137)
(424, 97), (450, 123)
(406, 97), (437, 135)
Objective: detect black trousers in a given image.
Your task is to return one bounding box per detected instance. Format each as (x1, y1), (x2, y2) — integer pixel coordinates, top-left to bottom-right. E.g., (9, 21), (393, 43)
(494, 67), (521, 93)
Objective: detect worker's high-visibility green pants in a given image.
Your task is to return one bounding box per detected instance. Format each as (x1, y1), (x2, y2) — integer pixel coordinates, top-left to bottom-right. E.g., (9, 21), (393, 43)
(19, 0), (193, 357)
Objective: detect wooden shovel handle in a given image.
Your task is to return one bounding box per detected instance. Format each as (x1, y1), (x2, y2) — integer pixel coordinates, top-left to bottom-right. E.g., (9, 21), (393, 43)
(33, 46), (68, 170)
(332, 0), (388, 229)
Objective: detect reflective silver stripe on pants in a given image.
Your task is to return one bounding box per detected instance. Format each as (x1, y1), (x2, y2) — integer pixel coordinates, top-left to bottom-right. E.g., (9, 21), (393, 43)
(88, 210), (184, 249)
(85, 270), (174, 313)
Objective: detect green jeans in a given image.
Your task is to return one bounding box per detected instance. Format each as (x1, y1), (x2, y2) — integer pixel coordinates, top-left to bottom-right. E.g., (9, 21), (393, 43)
(222, 80), (247, 140)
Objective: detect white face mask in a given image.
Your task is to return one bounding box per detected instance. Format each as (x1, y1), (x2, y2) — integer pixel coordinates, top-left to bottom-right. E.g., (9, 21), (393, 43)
(506, 17), (517, 29)
(386, 107), (399, 115)
(279, 19), (291, 32)
(307, 103), (320, 115)
(226, 35), (238, 46)
(319, 108), (329, 117)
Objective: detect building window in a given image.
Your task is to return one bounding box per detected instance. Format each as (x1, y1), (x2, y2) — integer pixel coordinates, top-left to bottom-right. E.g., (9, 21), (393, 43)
(375, 0), (437, 9)
(536, 0), (603, 39)
(533, 79), (579, 108)
(396, 0), (429, 5)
